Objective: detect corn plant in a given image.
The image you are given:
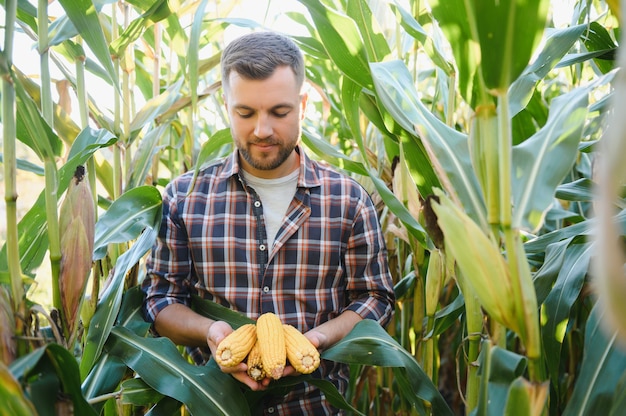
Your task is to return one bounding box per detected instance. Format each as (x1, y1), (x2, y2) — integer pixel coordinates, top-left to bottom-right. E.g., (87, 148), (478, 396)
(0, 0), (624, 415)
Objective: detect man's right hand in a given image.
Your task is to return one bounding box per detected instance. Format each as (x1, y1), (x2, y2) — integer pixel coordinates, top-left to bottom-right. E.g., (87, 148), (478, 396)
(207, 320), (272, 391)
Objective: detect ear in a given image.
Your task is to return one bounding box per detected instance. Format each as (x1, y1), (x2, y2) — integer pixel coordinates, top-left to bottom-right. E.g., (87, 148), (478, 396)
(299, 92), (308, 119)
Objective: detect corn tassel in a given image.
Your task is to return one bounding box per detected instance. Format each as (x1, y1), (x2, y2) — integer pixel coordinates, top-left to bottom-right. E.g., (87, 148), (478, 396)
(256, 312), (286, 379)
(283, 324), (320, 374)
(58, 165), (95, 341)
(215, 323), (256, 367)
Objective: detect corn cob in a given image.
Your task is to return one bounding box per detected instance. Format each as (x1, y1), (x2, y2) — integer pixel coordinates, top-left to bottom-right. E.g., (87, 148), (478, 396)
(58, 166), (95, 338)
(246, 339), (265, 381)
(283, 324), (320, 374)
(256, 312), (286, 380)
(215, 324), (256, 367)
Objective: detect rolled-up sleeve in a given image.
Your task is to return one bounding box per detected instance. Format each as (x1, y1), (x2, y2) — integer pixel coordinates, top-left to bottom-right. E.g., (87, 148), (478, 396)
(142, 178), (193, 323)
(343, 193), (395, 327)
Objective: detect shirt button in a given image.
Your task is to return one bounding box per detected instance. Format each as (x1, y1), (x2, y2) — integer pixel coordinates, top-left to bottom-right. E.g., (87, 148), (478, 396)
(259, 244), (266, 251)
(263, 286), (270, 293)
(267, 407), (275, 414)
(254, 200), (261, 207)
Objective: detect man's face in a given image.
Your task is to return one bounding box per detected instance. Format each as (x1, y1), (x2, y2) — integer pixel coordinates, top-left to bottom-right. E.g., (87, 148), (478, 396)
(224, 66), (307, 179)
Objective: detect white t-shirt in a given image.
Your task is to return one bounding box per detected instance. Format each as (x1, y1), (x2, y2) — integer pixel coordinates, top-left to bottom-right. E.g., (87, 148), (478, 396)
(240, 168), (299, 249)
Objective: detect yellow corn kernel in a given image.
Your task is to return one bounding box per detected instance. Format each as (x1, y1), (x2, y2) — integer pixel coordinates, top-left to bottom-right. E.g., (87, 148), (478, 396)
(246, 339), (265, 381)
(215, 324), (256, 367)
(283, 324), (320, 374)
(256, 312), (286, 380)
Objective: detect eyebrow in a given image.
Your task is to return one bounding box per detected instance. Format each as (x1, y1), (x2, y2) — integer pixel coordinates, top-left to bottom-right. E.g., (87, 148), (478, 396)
(233, 102), (296, 112)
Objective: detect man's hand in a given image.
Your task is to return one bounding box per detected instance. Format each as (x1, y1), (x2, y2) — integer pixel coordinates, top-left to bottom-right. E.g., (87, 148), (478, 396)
(207, 321), (271, 391)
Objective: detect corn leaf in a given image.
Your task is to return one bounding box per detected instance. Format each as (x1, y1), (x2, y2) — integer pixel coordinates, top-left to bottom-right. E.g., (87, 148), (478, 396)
(370, 60), (487, 226)
(93, 185), (162, 260)
(81, 228), (157, 378)
(563, 303), (626, 415)
(9, 344), (97, 415)
(298, 0), (373, 90)
(106, 327), (251, 416)
(322, 319), (454, 415)
(541, 241), (591, 389)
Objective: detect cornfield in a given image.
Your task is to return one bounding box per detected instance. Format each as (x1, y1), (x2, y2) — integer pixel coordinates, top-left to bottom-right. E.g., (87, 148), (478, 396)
(0, 0), (625, 414)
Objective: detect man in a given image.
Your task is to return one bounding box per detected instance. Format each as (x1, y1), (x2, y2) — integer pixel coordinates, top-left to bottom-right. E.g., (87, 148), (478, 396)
(142, 31), (395, 415)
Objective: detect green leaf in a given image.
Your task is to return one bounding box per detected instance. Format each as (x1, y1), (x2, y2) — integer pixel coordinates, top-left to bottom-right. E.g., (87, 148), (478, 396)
(541, 242), (591, 387)
(57, 0), (118, 87)
(389, 2), (454, 75)
(511, 84), (590, 231)
(322, 320), (454, 415)
(191, 295), (254, 328)
(370, 60), (487, 226)
(509, 24), (588, 117)
(106, 327), (251, 416)
(563, 303), (626, 415)
(81, 228), (157, 378)
(472, 0), (550, 94)
(0, 363), (38, 416)
(298, 0), (373, 90)
(10, 344), (97, 416)
(346, 0), (390, 62)
(93, 185), (162, 260)
(120, 378), (165, 406)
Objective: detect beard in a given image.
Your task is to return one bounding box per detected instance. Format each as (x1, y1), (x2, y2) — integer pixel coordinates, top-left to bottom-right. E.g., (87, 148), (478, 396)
(237, 137), (298, 171)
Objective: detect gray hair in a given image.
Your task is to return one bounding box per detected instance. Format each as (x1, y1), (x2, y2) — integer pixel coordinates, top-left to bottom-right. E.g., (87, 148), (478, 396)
(221, 31), (305, 92)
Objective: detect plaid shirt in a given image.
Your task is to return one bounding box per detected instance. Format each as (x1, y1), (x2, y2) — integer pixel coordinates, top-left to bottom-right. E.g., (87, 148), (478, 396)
(142, 146), (395, 415)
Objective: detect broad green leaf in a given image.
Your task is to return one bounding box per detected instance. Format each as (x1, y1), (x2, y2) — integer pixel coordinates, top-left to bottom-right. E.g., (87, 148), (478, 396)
(82, 286), (149, 413)
(129, 79), (183, 136)
(555, 178), (595, 202)
(532, 238), (571, 304)
(57, 0), (118, 87)
(106, 327), (250, 416)
(524, 209), (626, 260)
(431, 190), (519, 334)
(322, 320), (454, 415)
(0, 363), (38, 416)
(191, 295), (254, 328)
(10, 344), (97, 416)
(127, 124), (167, 189)
(475, 341), (528, 416)
(14, 72), (62, 160)
(581, 21), (618, 74)
(298, 0), (373, 90)
(93, 186), (162, 260)
(472, 0), (550, 94)
(370, 60), (487, 226)
(346, 0), (391, 62)
(389, 2), (454, 75)
(509, 24), (588, 117)
(541, 242), (591, 387)
(302, 128), (427, 245)
(563, 303), (626, 415)
(511, 84), (590, 232)
(81, 228), (157, 378)
(109, 0), (171, 56)
(120, 378), (164, 406)
(429, 0), (479, 105)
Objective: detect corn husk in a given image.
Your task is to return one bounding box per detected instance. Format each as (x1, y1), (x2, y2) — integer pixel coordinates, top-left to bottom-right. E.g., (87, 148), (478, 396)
(0, 287), (16, 365)
(58, 166), (95, 338)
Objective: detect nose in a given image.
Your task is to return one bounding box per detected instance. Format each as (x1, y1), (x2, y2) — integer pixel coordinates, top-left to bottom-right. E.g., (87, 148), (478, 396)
(254, 113), (273, 139)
